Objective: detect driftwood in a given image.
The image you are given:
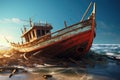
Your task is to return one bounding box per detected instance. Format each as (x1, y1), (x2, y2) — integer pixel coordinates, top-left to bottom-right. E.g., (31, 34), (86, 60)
(69, 58), (87, 69)
(0, 67), (27, 78)
(69, 58), (81, 66)
(9, 69), (17, 78)
(23, 53), (29, 60)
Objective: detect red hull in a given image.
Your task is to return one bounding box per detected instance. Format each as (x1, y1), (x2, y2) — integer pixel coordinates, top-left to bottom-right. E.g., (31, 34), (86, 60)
(10, 18), (95, 58)
(30, 17), (95, 58)
(29, 29), (94, 58)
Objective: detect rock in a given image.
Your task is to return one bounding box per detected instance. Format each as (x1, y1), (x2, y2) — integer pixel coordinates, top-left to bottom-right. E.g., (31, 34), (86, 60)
(43, 74), (53, 79)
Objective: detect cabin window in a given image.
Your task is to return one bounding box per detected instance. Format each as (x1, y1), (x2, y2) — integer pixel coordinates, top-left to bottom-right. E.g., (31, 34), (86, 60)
(25, 35), (29, 42)
(29, 33), (32, 39)
(46, 30), (50, 33)
(37, 30), (41, 37)
(32, 31), (35, 37)
(42, 30), (45, 35)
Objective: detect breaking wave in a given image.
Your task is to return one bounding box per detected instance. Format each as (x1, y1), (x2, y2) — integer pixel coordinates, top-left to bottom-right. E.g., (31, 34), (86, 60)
(91, 44), (120, 60)
(91, 44), (120, 54)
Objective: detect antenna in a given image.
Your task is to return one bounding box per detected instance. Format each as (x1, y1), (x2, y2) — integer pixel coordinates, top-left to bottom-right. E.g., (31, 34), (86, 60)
(21, 17), (34, 27)
(80, 2), (93, 22)
(38, 20), (41, 26)
(64, 21), (67, 28)
(21, 28), (23, 33)
(29, 18), (32, 27)
(4, 36), (9, 43)
(23, 25), (27, 32)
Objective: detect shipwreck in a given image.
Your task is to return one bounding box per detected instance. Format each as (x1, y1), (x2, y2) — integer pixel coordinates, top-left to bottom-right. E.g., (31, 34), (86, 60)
(7, 2), (96, 58)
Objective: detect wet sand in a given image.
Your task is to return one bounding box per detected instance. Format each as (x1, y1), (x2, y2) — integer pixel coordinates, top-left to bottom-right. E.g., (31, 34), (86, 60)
(0, 70), (115, 80)
(0, 61), (120, 80)
(0, 49), (120, 80)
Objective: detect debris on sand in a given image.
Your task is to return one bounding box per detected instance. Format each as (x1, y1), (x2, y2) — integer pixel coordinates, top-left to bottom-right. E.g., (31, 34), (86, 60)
(43, 74), (53, 79)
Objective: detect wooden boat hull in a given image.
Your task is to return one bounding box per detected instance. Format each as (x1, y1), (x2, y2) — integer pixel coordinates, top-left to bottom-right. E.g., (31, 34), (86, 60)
(9, 2), (96, 58)
(10, 18), (95, 58)
(32, 30), (93, 58)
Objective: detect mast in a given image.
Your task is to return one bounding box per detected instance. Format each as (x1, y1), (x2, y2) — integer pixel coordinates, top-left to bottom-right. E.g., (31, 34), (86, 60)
(4, 37), (9, 43)
(64, 21), (67, 28)
(29, 18), (32, 27)
(21, 28), (23, 33)
(23, 25), (27, 32)
(80, 2), (93, 22)
(92, 2), (96, 19)
(38, 20), (41, 26)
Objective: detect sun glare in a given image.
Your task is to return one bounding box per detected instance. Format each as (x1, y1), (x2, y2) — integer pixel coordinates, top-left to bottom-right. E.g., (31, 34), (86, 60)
(0, 35), (11, 47)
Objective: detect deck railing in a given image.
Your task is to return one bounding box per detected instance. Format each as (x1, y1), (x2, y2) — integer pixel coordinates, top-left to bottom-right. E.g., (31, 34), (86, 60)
(11, 19), (92, 48)
(33, 23), (52, 27)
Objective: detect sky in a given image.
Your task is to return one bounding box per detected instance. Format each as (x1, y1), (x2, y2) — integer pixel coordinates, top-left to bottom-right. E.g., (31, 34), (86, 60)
(0, 0), (120, 46)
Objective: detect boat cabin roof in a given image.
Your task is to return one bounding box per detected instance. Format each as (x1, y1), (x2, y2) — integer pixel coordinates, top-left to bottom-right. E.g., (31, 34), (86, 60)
(21, 23), (52, 37)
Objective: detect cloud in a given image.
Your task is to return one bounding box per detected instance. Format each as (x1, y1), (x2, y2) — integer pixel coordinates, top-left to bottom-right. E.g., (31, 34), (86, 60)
(11, 18), (21, 23)
(97, 21), (120, 31)
(97, 21), (108, 29)
(0, 18), (22, 24)
(101, 32), (116, 36)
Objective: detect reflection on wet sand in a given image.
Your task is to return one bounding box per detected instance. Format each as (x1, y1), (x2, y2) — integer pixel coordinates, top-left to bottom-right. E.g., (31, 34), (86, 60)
(0, 49), (120, 80)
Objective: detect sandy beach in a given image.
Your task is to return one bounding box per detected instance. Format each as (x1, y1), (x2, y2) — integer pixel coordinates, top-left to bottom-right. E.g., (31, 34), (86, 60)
(0, 47), (120, 80)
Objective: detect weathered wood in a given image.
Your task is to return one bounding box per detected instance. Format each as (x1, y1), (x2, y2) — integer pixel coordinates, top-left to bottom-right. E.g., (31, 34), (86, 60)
(23, 53), (29, 60)
(9, 69), (17, 78)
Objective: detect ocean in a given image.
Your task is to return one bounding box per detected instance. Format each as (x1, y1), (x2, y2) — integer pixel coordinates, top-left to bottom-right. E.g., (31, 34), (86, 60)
(0, 44), (120, 80)
(91, 44), (120, 55)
